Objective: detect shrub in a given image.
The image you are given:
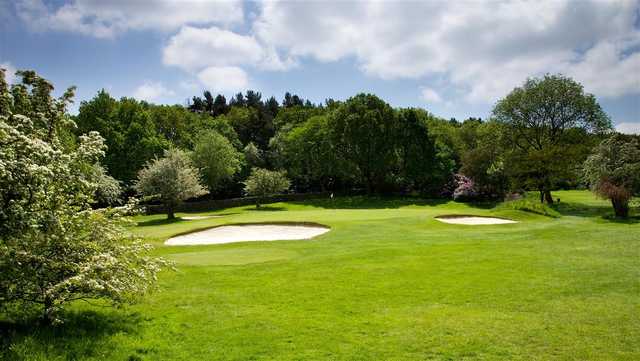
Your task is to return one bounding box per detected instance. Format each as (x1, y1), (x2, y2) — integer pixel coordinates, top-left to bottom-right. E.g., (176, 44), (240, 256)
(0, 69), (167, 324)
(452, 174), (478, 201)
(135, 149), (207, 219)
(243, 168), (290, 208)
(583, 134), (640, 218)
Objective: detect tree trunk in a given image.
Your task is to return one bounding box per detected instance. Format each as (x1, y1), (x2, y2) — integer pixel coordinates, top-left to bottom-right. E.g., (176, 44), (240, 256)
(256, 199), (261, 209)
(544, 190), (554, 204)
(167, 205), (175, 220)
(611, 198), (629, 218)
(539, 189), (544, 203)
(42, 295), (53, 325)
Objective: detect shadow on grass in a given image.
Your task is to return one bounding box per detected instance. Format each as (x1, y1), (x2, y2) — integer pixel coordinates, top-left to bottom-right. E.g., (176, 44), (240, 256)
(295, 195), (499, 210)
(136, 217), (182, 227)
(550, 200), (640, 223)
(246, 206), (287, 211)
(1, 309), (143, 360)
(294, 196), (448, 209)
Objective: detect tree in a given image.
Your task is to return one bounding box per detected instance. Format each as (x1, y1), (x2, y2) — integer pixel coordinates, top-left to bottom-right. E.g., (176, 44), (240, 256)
(273, 105), (324, 131)
(135, 149), (207, 219)
(281, 115), (348, 191)
(203, 90), (215, 113)
(328, 93), (397, 193)
(493, 74), (611, 203)
(243, 168), (290, 208)
(191, 130), (242, 193)
(583, 134), (640, 218)
(0, 69), (165, 324)
(243, 141), (264, 168)
(92, 164), (123, 206)
(265, 96), (280, 118)
(75, 92), (169, 183)
(458, 120), (508, 198)
(212, 94), (228, 116)
(225, 106), (274, 149)
(395, 108), (448, 194)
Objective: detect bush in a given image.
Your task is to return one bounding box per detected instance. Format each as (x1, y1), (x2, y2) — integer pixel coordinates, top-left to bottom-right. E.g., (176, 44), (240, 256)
(243, 168), (290, 208)
(452, 174), (478, 201)
(135, 149), (207, 219)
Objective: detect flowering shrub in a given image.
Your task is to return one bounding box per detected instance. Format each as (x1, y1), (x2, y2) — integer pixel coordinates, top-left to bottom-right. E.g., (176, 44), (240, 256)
(452, 174), (478, 201)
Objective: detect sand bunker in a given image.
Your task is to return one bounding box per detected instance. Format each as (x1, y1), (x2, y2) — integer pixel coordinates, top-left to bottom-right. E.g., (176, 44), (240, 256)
(435, 215), (517, 225)
(165, 223), (330, 246)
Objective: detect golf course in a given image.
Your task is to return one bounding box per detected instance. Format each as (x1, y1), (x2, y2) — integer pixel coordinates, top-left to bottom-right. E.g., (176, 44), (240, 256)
(4, 190), (638, 360)
(3, 10), (640, 358)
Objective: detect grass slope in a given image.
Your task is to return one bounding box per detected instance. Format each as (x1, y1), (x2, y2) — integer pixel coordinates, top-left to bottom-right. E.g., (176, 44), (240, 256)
(2, 190), (639, 360)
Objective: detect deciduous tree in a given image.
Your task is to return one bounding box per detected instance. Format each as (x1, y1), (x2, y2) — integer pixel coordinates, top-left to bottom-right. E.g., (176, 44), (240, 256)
(243, 168), (290, 208)
(135, 149), (207, 219)
(0, 69), (166, 324)
(583, 134), (640, 218)
(493, 74), (611, 203)
(192, 130), (242, 193)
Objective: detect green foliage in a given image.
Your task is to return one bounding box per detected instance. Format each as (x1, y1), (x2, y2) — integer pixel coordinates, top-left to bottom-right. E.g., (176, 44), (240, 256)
(191, 130), (242, 193)
(458, 120), (509, 197)
(499, 198), (560, 217)
(273, 105), (324, 131)
(224, 106), (274, 149)
(583, 134), (640, 217)
(75, 92), (170, 184)
(243, 168), (290, 208)
(92, 164), (123, 206)
(494, 74), (612, 203)
(135, 149), (207, 219)
(328, 93), (398, 193)
(243, 141), (264, 169)
(281, 114), (350, 191)
(0, 69), (166, 324)
(395, 108), (451, 194)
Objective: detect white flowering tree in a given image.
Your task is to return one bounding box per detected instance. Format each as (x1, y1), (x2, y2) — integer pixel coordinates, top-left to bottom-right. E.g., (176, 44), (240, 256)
(243, 168), (290, 208)
(0, 68), (167, 324)
(135, 148), (207, 219)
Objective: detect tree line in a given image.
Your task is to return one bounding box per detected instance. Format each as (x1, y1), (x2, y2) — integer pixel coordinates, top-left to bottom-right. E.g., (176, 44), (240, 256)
(70, 74), (638, 218)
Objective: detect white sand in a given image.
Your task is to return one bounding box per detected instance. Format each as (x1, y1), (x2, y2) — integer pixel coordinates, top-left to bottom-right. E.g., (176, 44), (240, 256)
(435, 216), (517, 225)
(165, 224), (330, 246)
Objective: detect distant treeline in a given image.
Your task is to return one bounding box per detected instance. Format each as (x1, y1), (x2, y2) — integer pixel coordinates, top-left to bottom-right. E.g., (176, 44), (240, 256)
(72, 74), (631, 205)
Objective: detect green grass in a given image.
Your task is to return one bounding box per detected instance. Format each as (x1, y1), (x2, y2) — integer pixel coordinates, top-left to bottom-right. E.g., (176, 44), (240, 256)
(2, 190), (639, 360)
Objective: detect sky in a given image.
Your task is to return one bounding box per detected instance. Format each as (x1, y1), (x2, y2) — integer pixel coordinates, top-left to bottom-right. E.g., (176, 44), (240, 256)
(1, 0), (639, 133)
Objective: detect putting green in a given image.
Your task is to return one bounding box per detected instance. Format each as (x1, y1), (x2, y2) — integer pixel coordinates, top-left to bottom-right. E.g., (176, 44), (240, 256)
(167, 247), (299, 266)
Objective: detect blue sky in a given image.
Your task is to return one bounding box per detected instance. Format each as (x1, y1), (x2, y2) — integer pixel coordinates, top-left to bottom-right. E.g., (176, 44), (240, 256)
(1, 0), (639, 133)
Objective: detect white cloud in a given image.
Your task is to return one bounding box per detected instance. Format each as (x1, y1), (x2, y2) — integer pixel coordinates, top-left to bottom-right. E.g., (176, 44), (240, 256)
(163, 25), (294, 73)
(132, 81), (175, 102)
(0, 62), (17, 84)
(163, 26), (263, 72)
(252, 0), (640, 103)
(197, 66), (248, 93)
(15, 0), (243, 38)
(162, 25), (295, 91)
(567, 40), (640, 98)
(420, 87), (442, 103)
(616, 122), (640, 134)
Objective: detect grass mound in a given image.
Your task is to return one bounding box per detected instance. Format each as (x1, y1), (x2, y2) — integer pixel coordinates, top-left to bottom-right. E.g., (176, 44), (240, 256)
(498, 198), (560, 217)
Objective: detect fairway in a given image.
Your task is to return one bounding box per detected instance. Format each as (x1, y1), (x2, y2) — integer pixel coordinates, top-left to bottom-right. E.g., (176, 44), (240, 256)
(3, 190), (639, 360)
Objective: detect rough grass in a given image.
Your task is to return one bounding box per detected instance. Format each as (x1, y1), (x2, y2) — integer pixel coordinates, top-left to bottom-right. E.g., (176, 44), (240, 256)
(2, 190), (639, 360)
